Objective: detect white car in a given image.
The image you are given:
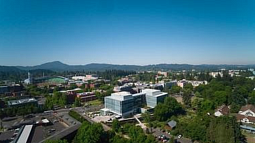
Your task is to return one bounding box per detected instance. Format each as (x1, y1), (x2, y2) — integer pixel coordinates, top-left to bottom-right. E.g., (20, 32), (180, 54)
(178, 135), (182, 138)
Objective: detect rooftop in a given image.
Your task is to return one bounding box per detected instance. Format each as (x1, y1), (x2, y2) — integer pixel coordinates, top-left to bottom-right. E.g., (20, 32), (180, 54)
(167, 120), (177, 128)
(240, 104), (255, 113)
(8, 98), (37, 106)
(106, 92), (133, 101)
(60, 88), (82, 93)
(17, 125), (33, 143)
(77, 92), (94, 96)
(142, 89), (167, 97)
(132, 92), (146, 97)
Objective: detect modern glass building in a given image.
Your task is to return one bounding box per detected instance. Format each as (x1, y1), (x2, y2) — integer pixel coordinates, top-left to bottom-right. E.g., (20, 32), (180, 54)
(142, 89), (168, 108)
(132, 92), (146, 113)
(104, 92), (134, 117)
(102, 89), (168, 117)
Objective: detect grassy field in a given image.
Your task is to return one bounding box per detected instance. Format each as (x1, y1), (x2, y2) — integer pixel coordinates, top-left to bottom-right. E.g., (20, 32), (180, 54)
(242, 130), (255, 143)
(87, 99), (102, 106)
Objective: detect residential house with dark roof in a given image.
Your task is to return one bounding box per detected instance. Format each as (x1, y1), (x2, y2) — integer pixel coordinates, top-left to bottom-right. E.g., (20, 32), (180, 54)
(236, 104), (255, 124)
(214, 105), (230, 117)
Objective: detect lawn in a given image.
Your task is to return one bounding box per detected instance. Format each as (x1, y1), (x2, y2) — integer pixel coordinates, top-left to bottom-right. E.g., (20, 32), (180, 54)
(87, 99), (102, 106)
(242, 130), (255, 143)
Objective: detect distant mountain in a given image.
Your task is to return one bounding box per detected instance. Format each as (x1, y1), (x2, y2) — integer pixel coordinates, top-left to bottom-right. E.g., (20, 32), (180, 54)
(0, 66), (56, 81)
(0, 66), (23, 72)
(10, 61), (255, 72)
(17, 61), (70, 71)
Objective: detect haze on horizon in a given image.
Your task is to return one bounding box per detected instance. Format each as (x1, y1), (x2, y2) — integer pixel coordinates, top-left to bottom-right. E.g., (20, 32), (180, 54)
(0, 0), (255, 66)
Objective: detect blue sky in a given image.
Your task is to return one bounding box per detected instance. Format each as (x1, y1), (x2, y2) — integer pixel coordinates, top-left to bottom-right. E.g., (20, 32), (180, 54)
(0, 0), (254, 66)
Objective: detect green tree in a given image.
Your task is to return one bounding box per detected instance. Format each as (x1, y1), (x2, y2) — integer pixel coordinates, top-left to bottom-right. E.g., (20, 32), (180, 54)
(154, 97), (183, 121)
(182, 89), (192, 107)
(154, 103), (169, 121)
(184, 83), (193, 91)
(191, 97), (203, 110)
(170, 86), (182, 94)
(112, 119), (120, 132)
(73, 122), (105, 143)
(69, 83), (78, 89)
(199, 100), (215, 113)
(230, 103), (241, 113)
(59, 94), (67, 106)
(170, 136), (175, 143)
(248, 91), (255, 105)
(145, 135), (157, 143)
(213, 91), (228, 106)
(141, 111), (151, 123)
(74, 97), (81, 107)
(110, 135), (129, 143)
(206, 116), (242, 143)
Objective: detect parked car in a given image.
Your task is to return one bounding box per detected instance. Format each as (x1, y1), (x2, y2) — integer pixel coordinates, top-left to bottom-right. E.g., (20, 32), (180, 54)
(48, 128), (56, 133)
(53, 120), (58, 123)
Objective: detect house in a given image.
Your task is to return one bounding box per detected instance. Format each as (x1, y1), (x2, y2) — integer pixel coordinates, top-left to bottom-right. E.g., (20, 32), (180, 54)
(177, 79), (188, 88)
(167, 120), (177, 130)
(214, 105), (230, 117)
(236, 105), (255, 124)
(158, 71), (168, 77)
(210, 71), (223, 78)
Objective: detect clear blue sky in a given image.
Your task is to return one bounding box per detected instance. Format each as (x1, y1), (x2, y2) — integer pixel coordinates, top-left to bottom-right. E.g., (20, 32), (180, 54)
(0, 0), (254, 66)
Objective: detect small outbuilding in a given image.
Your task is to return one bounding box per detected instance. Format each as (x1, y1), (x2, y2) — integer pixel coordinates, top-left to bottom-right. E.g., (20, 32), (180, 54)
(167, 120), (177, 129)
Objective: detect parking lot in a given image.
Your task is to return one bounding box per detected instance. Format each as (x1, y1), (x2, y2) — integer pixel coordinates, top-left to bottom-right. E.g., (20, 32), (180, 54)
(30, 122), (66, 143)
(0, 113), (69, 143)
(152, 128), (192, 143)
(0, 130), (14, 143)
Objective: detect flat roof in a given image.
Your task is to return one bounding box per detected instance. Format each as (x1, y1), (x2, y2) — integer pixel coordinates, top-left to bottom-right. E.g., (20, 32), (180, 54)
(142, 89), (159, 92)
(8, 98), (37, 106)
(60, 88), (82, 93)
(142, 89), (168, 97)
(17, 125), (33, 143)
(132, 92), (146, 96)
(112, 92), (131, 96)
(106, 92), (132, 101)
